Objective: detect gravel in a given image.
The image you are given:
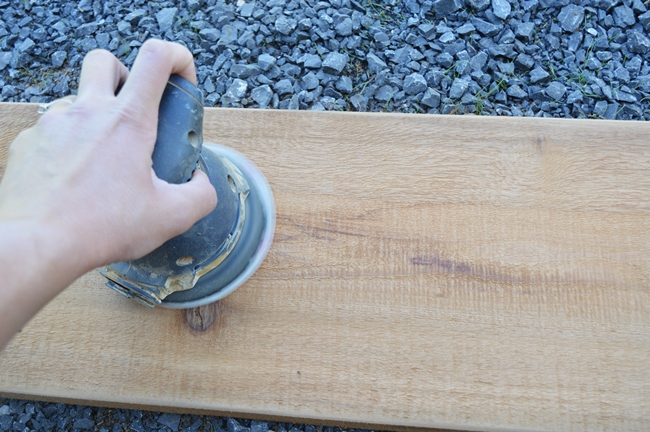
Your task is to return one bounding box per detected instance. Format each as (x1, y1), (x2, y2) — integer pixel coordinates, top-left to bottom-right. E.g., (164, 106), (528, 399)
(1, 0), (648, 118)
(0, 398), (381, 432)
(1, 0), (649, 425)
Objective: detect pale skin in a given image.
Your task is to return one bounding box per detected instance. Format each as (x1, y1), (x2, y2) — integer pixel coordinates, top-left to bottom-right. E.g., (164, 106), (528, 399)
(0, 40), (218, 349)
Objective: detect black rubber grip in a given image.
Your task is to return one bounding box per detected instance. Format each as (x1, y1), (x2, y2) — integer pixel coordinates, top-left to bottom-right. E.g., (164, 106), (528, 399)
(151, 75), (204, 184)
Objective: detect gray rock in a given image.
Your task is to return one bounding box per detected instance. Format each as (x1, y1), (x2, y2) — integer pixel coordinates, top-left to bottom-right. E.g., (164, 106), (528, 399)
(11, 52), (32, 69)
(632, 0), (648, 13)
(470, 51), (488, 71)
(498, 29), (515, 44)
(418, 23), (436, 38)
(404, 73), (427, 95)
(298, 18), (312, 30)
(366, 53), (387, 73)
(515, 22), (535, 42)
(156, 7), (177, 32)
(218, 25), (238, 46)
(471, 18), (502, 36)
(275, 16), (296, 35)
(514, 53), (535, 70)
(124, 9), (146, 25)
(78, 0), (93, 11)
(257, 53), (277, 71)
(73, 419), (95, 430)
(302, 72), (320, 90)
(603, 103), (620, 120)
(0, 414), (11, 431)
(457, 23), (476, 35)
(2, 85), (17, 98)
(506, 84), (527, 98)
(434, 0), (465, 16)
(567, 31), (583, 52)
(449, 78), (469, 99)
(530, 66), (550, 83)
(274, 79), (294, 96)
(614, 66), (630, 83)
(455, 59), (470, 75)
(336, 76), (353, 94)
(594, 100), (609, 115)
(117, 21), (131, 33)
(557, 5), (584, 32)
(420, 88), (441, 107)
(350, 94), (368, 111)
(335, 18), (353, 36)
(0, 407), (9, 416)
(288, 94), (300, 110)
(375, 85), (396, 102)
(468, 0), (490, 11)
(0, 52), (12, 70)
(639, 11), (650, 30)
(437, 52), (454, 68)
(613, 89), (637, 103)
(627, 30), (650, 54)
(225, 79), (248, 100)
(188, 0), (203, 12)
(566, 89), (583, 104)
(230, 64), (261, 78)
(77, 22), (99, 36)
(199, 28), (220, 42)
(252, 85), (273, 106)
(374, 32), (390, 48)
(250, 421), (268, 432)
(51, 51), (67, 68)
(439, 32), (455, 43)
(613, 5), (636, 27)
(303, 54), (322, 69)
(227, 418), (249, 432)
(322, 52), (348, 75)
(18, 38), (35, 53)
(492, 0), (511, 20)
(545, 82), (566, 100)
(598, 0), (619, 11)
(80, 37), (99, 52)
(240, 2), (255, 17)
(586, 56), (602, 70)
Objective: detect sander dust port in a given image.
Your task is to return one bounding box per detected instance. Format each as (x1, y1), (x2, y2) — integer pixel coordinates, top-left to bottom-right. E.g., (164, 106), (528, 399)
(100, 75), (275, 309)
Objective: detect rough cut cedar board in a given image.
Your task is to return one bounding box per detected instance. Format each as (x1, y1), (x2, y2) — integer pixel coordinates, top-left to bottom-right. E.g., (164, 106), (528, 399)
(1, 102), (650, 432)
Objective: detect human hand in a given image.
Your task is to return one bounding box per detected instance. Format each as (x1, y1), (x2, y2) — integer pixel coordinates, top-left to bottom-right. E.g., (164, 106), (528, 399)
(0, 39), (218, 275)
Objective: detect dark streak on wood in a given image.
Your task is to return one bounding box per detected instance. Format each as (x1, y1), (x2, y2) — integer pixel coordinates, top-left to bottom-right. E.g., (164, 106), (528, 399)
(184, 302), (218, 332)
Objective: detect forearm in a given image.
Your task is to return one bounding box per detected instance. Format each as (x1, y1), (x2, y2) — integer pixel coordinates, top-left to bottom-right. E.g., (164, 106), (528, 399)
(0, 220), (86, 349)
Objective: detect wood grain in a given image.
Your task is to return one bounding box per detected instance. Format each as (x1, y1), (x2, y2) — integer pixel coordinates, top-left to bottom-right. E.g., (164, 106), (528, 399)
(1, 102), (649, 431)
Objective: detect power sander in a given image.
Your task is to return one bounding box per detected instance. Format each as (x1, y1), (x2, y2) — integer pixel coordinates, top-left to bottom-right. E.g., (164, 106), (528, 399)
(100, 75), (275, 309)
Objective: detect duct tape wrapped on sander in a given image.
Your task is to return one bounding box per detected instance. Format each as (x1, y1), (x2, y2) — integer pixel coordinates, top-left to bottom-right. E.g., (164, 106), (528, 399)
(100, 75), (275, 309)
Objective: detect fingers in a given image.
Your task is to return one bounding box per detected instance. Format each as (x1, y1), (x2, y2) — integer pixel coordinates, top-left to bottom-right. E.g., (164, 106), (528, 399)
(156, 169), (217, 238)
(78, 50), (129, 100)
(118, 39), (196, 118)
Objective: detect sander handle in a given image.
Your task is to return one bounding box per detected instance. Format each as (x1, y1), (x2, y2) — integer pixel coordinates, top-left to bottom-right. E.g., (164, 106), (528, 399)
(151, 75), (205, 184)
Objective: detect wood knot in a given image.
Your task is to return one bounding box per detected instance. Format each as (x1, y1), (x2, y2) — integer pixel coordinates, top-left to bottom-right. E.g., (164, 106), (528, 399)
(184, 302), (218, 332)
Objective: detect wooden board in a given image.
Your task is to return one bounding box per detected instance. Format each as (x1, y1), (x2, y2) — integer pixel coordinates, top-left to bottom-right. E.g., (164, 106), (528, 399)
(1, 102), (650, 431)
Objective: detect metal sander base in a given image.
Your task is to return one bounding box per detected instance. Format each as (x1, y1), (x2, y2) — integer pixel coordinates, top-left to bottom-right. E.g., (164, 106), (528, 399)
(161, 144), (275, 309)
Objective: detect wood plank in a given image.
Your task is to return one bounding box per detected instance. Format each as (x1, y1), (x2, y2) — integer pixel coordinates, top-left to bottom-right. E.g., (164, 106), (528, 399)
(1, 102), (650, 431)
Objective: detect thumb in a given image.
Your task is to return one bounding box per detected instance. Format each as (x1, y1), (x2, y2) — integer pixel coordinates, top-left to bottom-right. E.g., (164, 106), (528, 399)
(157, 169), (218, 238)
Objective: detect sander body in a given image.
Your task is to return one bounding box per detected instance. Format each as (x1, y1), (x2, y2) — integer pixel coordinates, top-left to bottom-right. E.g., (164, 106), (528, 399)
(100, 75), (275, 308)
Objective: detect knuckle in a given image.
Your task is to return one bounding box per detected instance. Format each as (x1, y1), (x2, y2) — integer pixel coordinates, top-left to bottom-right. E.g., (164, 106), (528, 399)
(83, 49), (115, 64)
(139, 39), (168, 60)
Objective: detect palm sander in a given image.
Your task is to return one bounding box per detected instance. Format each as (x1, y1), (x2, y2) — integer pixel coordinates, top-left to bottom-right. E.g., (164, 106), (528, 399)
(100, 75), (275, 309)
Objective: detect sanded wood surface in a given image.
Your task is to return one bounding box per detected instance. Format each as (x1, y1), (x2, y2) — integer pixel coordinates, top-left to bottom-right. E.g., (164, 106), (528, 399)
(1, 102), (650, 431)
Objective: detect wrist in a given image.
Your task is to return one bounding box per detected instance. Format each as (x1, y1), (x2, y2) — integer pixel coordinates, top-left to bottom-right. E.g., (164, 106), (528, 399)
(0, 217), (91, 295)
